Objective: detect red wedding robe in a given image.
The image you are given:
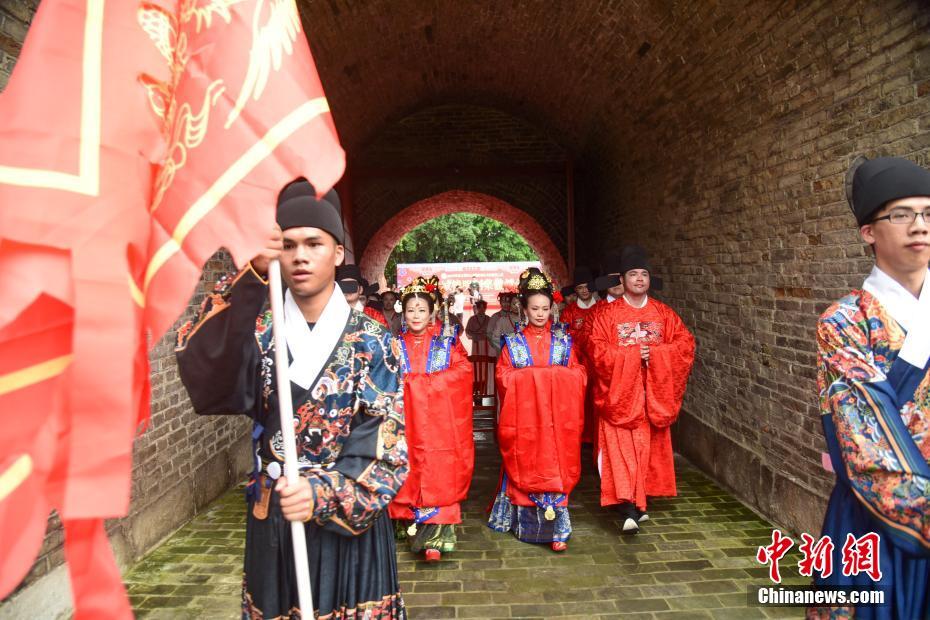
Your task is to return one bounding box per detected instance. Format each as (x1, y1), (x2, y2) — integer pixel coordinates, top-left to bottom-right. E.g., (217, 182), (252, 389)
(388, 330), (474, 522)
(561, 300), (599, 443)
(588, 296), (695, 510)
(495, 322), (587, 506)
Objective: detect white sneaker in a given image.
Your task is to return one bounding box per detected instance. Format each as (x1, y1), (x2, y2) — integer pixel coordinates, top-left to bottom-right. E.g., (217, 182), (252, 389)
(621, 517), (640, 534)
(637, 512), (649, 523)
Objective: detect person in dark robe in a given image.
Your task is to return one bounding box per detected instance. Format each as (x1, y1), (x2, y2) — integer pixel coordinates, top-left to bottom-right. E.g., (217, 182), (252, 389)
(808, 157), (930, 620)
(588, 247), (695, 535)
(388, 276), (474, 562)
(175, 179), (408, 619)
(336, 265), (388, 327)
(488, 268), (587, 552)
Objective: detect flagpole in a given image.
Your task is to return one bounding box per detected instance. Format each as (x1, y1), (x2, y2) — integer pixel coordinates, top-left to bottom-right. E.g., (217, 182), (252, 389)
(267, 258), (314, 614)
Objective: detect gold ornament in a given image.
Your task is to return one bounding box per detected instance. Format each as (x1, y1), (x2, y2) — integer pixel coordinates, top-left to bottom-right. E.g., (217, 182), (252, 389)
(527, 274), (549, 291)
(544, 506), (556, 521)
(407, 523), (418, 536)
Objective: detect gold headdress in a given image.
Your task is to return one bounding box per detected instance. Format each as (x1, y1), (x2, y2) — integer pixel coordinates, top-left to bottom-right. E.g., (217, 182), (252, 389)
(518, 267), (553, 296)
(401, 275), (442, 306)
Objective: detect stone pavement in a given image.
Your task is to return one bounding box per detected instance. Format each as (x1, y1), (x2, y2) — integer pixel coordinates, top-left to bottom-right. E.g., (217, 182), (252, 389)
(124, 444), (809, 619)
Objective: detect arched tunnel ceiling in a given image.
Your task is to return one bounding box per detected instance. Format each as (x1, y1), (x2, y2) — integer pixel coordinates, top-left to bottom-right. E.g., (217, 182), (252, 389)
(298, 0), (720, 155)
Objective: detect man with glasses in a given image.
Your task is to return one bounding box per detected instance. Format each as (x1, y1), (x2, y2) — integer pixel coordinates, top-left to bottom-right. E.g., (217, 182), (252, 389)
(810, 156), (930, 619)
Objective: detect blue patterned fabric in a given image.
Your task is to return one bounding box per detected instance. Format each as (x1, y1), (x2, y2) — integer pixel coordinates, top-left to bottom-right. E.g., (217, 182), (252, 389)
(813, 290), (930, 619)
(549, 322), (573, 367)
(487, 474), (571, 544)
(502, 331), (534, 368)
(398, 334), (455, 374)
(502, 325), (572, 368)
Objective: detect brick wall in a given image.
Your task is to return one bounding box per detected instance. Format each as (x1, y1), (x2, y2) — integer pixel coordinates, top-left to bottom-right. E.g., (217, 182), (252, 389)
(582, 0), (930, 534)
(0, 0), (37, 90)
(351, 104), (571, 264)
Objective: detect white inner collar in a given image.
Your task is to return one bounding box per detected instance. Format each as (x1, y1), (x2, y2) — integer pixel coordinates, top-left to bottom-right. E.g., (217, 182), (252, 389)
(862, 266), (930, 369)
(283, 284), (352, 390)
(576, 293), (599, 309)
(622, 293), (649, 309)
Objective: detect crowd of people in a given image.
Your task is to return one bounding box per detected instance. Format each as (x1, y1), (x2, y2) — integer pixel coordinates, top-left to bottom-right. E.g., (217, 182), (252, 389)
(174, 155), (930, 618)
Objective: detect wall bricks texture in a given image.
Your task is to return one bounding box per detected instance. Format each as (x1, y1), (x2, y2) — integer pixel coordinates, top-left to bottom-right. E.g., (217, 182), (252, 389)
(581, 0), (930, 534)
(0, 0), (38, 91)
(350, 104), (571, 265)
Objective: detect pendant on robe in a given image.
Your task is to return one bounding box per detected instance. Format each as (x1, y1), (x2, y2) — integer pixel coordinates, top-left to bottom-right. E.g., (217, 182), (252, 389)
(544, 506), (556, 521)
(407, 523), (418, 536)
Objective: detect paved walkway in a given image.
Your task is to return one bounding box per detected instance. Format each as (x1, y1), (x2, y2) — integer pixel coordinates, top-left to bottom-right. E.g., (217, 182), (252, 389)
(124, 444), (809, 619)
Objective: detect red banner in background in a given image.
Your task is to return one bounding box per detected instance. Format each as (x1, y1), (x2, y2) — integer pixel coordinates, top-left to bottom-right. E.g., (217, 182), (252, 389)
(397, 261), (540, 311)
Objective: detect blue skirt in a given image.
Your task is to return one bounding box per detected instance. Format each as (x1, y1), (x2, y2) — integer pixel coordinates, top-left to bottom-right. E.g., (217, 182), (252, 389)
(487, 473), (572, 544)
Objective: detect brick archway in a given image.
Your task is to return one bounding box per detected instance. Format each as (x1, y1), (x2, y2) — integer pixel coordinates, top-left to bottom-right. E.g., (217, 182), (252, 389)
(359, 190), (568, 286)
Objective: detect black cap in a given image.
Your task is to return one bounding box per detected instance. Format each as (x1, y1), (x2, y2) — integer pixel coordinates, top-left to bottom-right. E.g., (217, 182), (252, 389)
(593, 251), (623, 290)
(276, 179), (344, 244)
(335, 265), (363, 294)
(619, 245), (651, 274)
(848, 156), (930, 225)
(568, 265), (595, 289)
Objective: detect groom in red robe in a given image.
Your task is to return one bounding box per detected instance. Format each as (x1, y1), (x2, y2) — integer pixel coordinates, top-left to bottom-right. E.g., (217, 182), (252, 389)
(588, 246), (695, 534)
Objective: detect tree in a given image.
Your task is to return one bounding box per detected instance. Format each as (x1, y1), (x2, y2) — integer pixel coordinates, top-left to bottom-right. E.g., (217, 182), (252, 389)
(385, 213), (537, 283)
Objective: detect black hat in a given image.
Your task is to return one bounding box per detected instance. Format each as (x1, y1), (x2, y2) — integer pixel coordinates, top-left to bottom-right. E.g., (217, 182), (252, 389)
(847, 156), (930, 225)
(276, 179), (344, 244)
(594, 251), (624, 290)
(619, 245), (651, 274)
(362, 280), (380, 297)
(597, 246), (659, 291)
(568, 265), (595, 289)
(560, 285), (575, 298)
(335, 264), (363, 294)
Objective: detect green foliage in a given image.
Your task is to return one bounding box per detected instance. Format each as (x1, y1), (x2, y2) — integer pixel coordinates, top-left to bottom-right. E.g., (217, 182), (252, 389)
(385, 213), (538, 283)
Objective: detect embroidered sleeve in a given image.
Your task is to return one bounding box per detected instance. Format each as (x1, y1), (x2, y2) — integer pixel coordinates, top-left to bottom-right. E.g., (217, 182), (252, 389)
(174, 265), (269, 418)
(307, 329), (408, 535)
(818, 303), (930, 553)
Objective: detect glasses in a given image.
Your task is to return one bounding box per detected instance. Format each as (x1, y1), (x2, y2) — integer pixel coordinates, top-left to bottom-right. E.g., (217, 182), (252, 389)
(871, 207), (930, 225)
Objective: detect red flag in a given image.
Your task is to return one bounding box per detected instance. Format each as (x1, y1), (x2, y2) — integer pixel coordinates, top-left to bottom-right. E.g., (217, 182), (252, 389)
(0, 0), (344, 614)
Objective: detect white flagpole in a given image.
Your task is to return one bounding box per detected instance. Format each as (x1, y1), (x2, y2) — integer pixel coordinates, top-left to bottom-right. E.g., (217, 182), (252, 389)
(267, 258), (314, 614)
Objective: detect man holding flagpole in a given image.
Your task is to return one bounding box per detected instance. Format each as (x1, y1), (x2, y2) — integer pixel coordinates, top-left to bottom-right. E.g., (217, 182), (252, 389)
(176, 180), (408, 619)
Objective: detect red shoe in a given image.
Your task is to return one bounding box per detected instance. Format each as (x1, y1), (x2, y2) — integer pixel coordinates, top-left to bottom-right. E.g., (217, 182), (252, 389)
(424, 549), (442, 562)
(551, 541), (568, 552)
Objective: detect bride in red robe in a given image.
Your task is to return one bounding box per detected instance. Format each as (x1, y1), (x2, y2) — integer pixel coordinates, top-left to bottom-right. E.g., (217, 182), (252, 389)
(588, 247), (695, 535)
(487, 268), (587, 552)
(388, 276), (474, 562)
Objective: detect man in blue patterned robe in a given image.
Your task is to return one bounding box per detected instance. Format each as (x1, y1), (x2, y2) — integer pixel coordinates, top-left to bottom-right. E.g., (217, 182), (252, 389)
(811, 157), (930, 619)
(176, 181), (408, 619)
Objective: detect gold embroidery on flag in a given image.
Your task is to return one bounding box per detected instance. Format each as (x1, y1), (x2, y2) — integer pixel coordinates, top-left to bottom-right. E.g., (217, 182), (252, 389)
(141, 97), (331, 300)
(140, 0), (304, 214)
(225, 0), (301, 128)
(0, 355), (73, 397)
